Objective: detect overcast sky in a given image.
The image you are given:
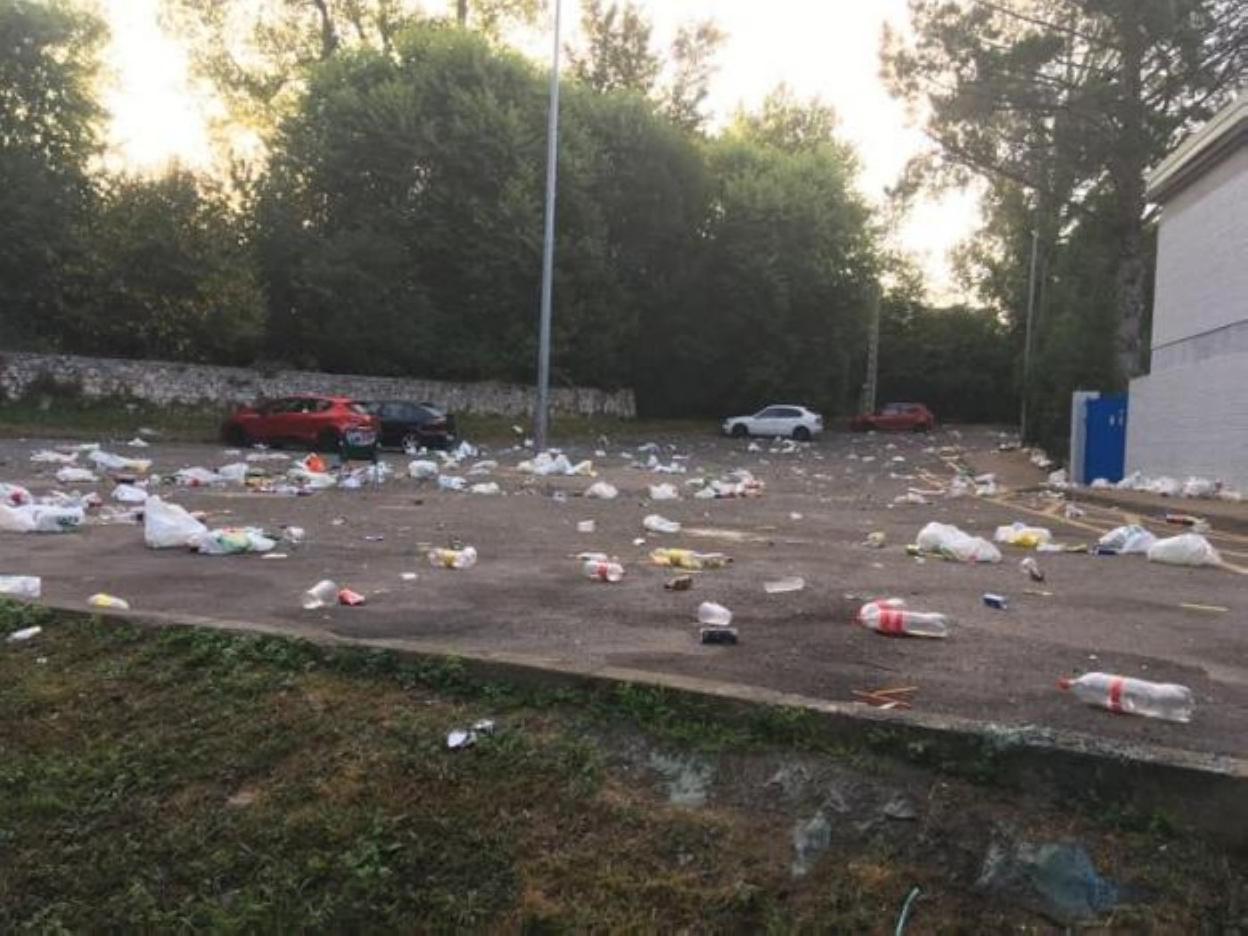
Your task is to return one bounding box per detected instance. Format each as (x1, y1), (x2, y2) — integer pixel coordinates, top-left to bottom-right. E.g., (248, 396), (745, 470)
(101, 0), (980, 300)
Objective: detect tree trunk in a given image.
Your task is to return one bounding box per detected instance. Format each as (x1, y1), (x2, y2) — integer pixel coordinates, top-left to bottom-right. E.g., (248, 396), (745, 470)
(309, 0), (340, 59)
(1112, 5), (1148, 384)
(456, 0), (469, 26)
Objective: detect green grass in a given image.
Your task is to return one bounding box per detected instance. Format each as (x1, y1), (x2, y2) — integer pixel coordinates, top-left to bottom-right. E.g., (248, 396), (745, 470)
(1, 605), (1242, 931)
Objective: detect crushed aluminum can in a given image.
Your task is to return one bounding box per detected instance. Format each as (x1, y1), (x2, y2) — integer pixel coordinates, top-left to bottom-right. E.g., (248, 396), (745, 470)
(446, 729), (475, 750)
(664, 575), (694, 592)
(700, 626), (739, 645)
(982, 593), (1008, 610)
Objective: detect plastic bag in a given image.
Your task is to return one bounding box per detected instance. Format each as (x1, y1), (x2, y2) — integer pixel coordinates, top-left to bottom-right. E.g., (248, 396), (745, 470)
(1180, 477), (1217, 499)
(470, 482), (501, 496)
(585, 481), (618, 500)
(438, 475), (467, 492)
(144, 496), (208, 549)
(217, 462), (249, 483)
(649, 483), (680, 501)
(0, 504), (84, 533)
(1147, 533), (1222, 567)
(31, 449), (77, 465)
(1098, 524), (1157, 554)
(409, 459), (439, 480)
(916, 522), (1002, 563)
(195, 527), (276, 556)
(56, 466), (98, 484)
(0, 482), (32, 506)
(112, 483), (149, 504)
(993, 522), (1053, 548)
(89, 450), (152, 473)
(176, 467), (224, 486)
(643, 514), (681, 534)
(0, 575), (41, 598)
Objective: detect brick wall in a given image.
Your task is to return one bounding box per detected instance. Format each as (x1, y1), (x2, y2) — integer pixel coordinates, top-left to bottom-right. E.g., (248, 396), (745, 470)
(0, 351), (636, 419)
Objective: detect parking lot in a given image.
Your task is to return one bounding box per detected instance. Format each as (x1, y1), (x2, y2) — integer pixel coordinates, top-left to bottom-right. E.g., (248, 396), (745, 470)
(2, 425), (1245, 757)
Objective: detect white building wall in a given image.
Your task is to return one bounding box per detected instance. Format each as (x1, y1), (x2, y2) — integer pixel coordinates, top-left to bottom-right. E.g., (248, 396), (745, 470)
(1151, 145), (1248, 353)
(1126, 353), (1248, 489)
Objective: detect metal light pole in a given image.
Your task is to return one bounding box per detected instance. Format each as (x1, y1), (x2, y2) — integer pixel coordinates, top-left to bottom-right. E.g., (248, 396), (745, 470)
(533, 0), (562, 452)
(1020, 227), (1039, 442)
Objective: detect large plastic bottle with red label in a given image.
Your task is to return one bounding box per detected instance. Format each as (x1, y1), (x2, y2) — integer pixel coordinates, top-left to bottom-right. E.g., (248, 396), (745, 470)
(1058, 673), (1194, 722)
(857, 598), (950, 638)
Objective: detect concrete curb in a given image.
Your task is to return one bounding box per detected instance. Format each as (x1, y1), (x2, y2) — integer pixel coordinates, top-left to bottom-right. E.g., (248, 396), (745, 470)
(54, 604), (1248, 851)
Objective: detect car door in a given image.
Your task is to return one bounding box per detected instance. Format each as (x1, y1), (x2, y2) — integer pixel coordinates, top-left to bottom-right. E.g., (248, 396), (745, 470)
(773, 407), (802, 435)
(251, 399), (290, 442)
(876, 405), (904, 430)
(752, 407), (782, 436)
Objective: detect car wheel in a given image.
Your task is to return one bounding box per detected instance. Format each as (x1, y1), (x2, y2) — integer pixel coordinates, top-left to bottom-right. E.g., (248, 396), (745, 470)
(730, 423), (749, 438)
(401, 432), (423, 453)
(317, 429), (342, 453)
(792, 426), (812, 442)
(223, 424), (249, 447)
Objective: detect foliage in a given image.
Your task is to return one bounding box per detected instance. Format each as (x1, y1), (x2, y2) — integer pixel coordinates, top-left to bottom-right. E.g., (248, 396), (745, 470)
(568, 0), (660, 95)
(883, 0), (1246, 444)
(60, 169), (267, 363)
(0, 0), (104, 348)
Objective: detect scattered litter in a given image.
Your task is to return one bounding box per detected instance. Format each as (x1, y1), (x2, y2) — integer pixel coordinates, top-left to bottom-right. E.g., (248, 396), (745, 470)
(88, 593), (130, 610)
(6, 625), (42, 642)
(1096, 525), (1156, 554)
(401, 572), (418, 581)
(583, 559), (625, 582)
(916, 522), (1002, 563)
(301, 579), (339, 610)
(262, 553), (287, 560)
(700, 626), (738, 645)
(446, 718), (496, 750)
(852, 686), (917, 710)
(697, 601), (733, 627)
(31, 449), (78, 465)
(585, 481), (618, 500)
(1164, 512), (1210, 533)
(0, 483), (32, 506)
(282, 526), (305, 546)
(88, 450), (151, 473)
(0, 576), (41, 599)
(764, 576), (805, 594)
(112, 483), (148, 504)
(993, 522), (1052, 548)
(893, 492), (928, 506)
(338, 588), (366, 606)
(0, 504), (85, 534)
(982, 593), (1008, 610)
(1047, 468), (1068, 487)
(246, 451), (290, 463)
(858, 598), (950, 638)
(1147, 533), (1221, 567)
(649, 483), (680, 501)
(1178, 602), (1228, 613)
(196, 528), (276, 556)
(895, 886), (922, 934)
(518, 451), (593, 476)
(1024, 588), (1054, 597)
(428, 546), (478, 569)
(576, 519), (596, 534)
(175, 467), (224, 487)
(1020, 557), (1045, 582)
(789, 511), (803, 520)
(144, 496), (208, 548)
(643, 514), (681, 534)
(408, 459), (439, 480)
(437, 475), (467, 492)
(1058, 672), (1193, 722)
(864, 531), (886, 549)
(469, 482), (501, 496)
(1063, 503), (1085, 519)
(664, 575), (693, 591)
(650, 548), (731, 570)
(55, 466), (97, 484)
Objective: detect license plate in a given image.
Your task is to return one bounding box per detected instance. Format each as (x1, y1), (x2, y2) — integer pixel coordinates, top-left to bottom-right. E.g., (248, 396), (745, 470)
(345, 429), (376, 447)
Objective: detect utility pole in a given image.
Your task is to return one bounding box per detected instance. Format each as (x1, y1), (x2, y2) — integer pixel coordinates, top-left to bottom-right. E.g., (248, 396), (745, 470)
(862, 283), (880, 414)
(533, 0), (562, 452)
(1020, 228), (1039, 441)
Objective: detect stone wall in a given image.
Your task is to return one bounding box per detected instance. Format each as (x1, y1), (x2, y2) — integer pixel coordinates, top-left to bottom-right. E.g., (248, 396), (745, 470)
(0, 351), (636, 419)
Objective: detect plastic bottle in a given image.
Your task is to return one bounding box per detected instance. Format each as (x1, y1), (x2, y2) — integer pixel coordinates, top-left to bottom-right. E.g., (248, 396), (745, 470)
(583, 559), (625, 583)
(1020, 556), (1045, 582)
(698, 601), (733, 627)
(857, 599), (950, 638)
(1058, 673), (1194, 723)
(302, 579), (338, 609)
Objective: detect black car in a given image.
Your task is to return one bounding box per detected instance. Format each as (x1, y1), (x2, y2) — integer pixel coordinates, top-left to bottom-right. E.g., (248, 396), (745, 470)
(364, 401), (457, 451)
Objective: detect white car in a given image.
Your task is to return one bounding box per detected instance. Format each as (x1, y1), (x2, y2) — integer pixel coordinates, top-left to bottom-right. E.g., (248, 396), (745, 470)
(722, 405), (824, 441)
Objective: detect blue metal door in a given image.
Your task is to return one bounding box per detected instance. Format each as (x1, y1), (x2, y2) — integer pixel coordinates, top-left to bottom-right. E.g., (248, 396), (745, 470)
(1084, 394), (1128, 483)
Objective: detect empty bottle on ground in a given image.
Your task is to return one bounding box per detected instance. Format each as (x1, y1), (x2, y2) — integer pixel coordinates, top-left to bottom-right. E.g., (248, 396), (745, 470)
(698, 601), (733, 627)
(857, 599), (950, 638)
(583, 560), (625, 583)
(1058, 673), (1194, 723)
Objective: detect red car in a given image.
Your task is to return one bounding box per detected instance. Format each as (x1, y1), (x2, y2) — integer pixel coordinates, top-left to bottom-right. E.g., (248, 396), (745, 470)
(221, 395), (379, 450)
(850, 402), (936, 432)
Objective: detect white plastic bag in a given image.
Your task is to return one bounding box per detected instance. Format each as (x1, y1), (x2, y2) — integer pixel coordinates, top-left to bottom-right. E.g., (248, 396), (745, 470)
(438, 475), (467, 492)
(0, 575), (41, 598)
(56, 466), (98, 484)
(0, 504), (83, 533)
(585, 481), (618, 500)
(408, 459), (439, 480)
(89, 450), (152, 473)
(0, 483), (32, 506)
(144, 496), (208, 549)
(916, 522), (1002, 563)
(1147, 533), (1221, 567)
(993, 522), (1052, 548)
(176, 467), (224, 486)
(649, 483), (680, 501)
(195, 527), (276, 556)
(1098, 524), (1157, 554)
(1180, 477), (1217, 499)
(217, 462), (249, 483)
(112, 483), (149, 504)
(643, 514), (681, 534)
(470, 482), (501, 496)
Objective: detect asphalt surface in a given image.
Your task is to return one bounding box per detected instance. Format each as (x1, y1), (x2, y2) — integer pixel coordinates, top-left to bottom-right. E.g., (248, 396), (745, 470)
(1, 426), (1245, 758)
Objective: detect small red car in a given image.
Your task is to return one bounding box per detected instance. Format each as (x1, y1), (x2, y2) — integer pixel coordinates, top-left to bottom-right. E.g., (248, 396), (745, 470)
(850, 402), (936, 432)
(221, 395), (379, 450)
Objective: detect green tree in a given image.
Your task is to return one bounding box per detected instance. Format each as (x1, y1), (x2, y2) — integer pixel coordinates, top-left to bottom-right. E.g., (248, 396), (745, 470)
(66, 169), (266, 364)
(0, 0), (104, 347)
(882, 0), (1246, 389)
(664, 19), (727, 132)
(567, 0), (661, 95)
